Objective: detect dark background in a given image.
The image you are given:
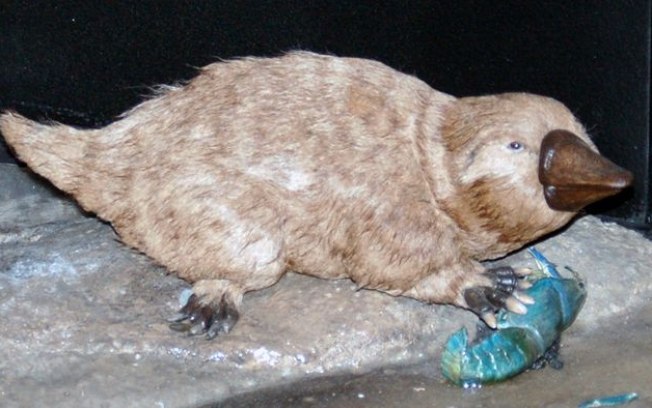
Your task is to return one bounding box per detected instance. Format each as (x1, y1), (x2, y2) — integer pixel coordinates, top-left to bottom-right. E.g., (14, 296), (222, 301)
(0, 1), (650, 227)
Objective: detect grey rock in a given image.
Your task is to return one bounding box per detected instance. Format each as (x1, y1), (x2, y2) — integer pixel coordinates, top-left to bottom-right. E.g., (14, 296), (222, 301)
(1, 163), (650, 407)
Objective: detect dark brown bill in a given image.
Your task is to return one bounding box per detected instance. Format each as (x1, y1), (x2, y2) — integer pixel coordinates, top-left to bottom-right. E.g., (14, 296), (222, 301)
(539, 130), (633, 212)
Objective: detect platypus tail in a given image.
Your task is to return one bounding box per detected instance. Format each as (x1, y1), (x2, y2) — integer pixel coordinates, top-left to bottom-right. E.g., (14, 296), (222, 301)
(1, 112), (90, 191)
(0, 111), (111, 214)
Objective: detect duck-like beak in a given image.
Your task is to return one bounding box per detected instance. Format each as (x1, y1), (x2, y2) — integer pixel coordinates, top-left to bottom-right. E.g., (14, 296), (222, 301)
(539, 130), (633, 212)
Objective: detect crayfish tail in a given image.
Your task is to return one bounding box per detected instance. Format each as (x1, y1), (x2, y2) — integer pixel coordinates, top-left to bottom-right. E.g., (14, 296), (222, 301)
(440, 327), (468, 385)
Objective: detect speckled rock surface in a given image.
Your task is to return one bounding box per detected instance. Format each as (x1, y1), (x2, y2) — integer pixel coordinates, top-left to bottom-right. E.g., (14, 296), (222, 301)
(1, 163), (650, 407)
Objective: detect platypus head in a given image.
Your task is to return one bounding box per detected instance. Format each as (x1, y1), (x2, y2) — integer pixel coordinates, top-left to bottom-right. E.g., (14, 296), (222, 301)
(440, 93), (633, 257)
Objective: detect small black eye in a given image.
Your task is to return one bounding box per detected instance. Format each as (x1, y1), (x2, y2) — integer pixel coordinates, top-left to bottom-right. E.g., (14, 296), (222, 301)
(508, 141), (524, 150)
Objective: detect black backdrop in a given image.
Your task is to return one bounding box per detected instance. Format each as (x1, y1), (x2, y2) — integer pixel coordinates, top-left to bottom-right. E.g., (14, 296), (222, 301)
(1, 1), (650, 227)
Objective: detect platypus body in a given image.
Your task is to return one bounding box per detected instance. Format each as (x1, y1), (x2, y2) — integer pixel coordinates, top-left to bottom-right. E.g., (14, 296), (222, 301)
(0, 52), (632, 337)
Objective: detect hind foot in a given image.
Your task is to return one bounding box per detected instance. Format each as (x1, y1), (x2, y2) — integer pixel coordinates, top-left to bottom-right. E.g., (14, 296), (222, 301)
(463, 266), (534, 328)
(168, 280), (242, 339)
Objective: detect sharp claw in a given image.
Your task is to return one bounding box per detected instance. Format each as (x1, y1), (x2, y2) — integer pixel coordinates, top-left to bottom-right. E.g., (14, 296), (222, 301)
(518, 280), (533, 290)
(168, 291), (241, 339)
(167, 312), (189, 323)
(169, 321), (191, 332)
(189, 322), (206, 336)
(505, 297), (528, 315)
(514, 291), (535, 304)
(206, 326), (220, 340)
(206, 320), (229, 339)
(515, 267), (533, 276)
(481, 312), (498, 329)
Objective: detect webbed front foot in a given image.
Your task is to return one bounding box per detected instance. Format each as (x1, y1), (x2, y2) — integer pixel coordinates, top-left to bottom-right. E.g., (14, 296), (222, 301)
(463, 266), (534, 328)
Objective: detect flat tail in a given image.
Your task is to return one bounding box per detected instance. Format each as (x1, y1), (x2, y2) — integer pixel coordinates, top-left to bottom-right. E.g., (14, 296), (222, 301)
(1, 111), (90, 195)
(440, 327), (468, 385)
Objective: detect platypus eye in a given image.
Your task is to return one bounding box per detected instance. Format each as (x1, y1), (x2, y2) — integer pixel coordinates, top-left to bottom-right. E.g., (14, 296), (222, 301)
(508, 141), (524, 151)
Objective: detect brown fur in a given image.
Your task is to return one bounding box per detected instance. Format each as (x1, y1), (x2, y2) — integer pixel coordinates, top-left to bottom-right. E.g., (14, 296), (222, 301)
(1, 52), (591, 313)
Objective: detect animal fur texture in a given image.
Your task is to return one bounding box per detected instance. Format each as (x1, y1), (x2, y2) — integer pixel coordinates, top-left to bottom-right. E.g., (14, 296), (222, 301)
(0, 52), (631, 336)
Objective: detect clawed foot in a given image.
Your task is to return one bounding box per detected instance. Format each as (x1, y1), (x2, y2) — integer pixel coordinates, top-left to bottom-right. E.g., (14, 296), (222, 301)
(464, 266), (534, 328)
(168, 293), (240, 339)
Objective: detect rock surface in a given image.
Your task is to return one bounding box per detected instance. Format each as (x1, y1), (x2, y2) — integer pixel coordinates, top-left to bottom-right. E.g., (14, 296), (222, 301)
(1, 163), (650, 407)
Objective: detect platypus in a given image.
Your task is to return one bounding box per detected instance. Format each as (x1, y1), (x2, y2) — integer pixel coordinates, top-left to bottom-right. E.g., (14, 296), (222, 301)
(0, 52), (632, 338)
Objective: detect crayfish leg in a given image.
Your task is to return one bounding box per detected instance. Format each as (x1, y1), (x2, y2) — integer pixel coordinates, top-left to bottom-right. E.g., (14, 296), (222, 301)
(531, 337), (564, 370)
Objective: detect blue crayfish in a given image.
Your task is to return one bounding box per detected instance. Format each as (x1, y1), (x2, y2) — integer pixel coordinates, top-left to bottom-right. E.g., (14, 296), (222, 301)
(441, 248), (586, 386)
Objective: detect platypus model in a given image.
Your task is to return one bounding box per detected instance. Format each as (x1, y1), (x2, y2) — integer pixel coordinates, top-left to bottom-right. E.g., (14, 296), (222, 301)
(0, 52), (632, 338)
